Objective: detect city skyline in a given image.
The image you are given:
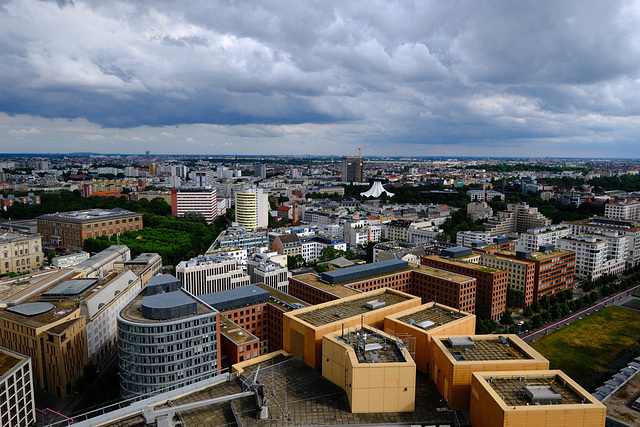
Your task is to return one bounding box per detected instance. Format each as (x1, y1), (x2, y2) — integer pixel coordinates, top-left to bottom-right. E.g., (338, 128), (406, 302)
(2, 1), (640, 158)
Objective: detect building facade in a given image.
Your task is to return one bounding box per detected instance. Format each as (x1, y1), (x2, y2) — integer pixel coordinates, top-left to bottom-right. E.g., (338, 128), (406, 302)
(341, 156), (363, 183)
(171, 188), (218, 224)
(421, 254), (508, 320)
(0, 347), (36, 427)
(0, 231), (43, 275)
(117, 279), (221, 399)
(175, 255), (250, 295)
(37, 208), (143, 251)
(234, 189), (269, 231)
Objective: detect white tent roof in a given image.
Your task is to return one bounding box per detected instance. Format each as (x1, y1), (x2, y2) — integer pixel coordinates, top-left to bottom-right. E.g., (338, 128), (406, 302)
(360, 181), (394, 198)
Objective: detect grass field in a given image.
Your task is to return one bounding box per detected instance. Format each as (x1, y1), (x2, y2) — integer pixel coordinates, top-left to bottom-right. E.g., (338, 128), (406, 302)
(530, 306), (640, 384)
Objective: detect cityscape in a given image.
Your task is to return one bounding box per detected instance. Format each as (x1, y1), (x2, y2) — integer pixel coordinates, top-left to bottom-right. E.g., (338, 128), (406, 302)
(0, 153), (639, 427)
(3, 1), (640, 427)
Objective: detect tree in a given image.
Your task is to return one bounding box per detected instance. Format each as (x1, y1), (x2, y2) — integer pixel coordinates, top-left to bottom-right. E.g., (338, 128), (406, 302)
(541, 310), (551, 324)
(523, 305), (533, 317)
(532, 300), (543, 313)
(181, 211), (207, 224)
(500, 309), (514, 326)
(531, 315), (543, 329)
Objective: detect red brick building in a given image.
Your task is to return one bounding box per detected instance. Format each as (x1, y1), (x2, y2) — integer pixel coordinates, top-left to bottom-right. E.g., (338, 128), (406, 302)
(421, 255), (508, 320)
(288, 262), (476, 315)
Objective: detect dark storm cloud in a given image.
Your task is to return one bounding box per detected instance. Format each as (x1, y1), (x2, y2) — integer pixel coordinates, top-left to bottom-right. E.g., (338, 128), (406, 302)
(1, 0), (640, 156)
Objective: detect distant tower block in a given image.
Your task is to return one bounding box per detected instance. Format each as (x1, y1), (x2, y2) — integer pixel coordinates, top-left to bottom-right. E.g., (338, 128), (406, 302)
(145, 150), (150, 156)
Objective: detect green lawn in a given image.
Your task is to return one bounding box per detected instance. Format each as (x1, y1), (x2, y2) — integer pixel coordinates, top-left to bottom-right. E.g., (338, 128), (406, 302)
(531, 306), (640, 384)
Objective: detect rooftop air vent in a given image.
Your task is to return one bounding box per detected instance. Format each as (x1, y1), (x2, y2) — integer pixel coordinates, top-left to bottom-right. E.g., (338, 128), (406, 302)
(524, 385), (561, 404)
(416, 320), (436, 329)
(365, 299), (386, 310)
(448, 336), (475, 349)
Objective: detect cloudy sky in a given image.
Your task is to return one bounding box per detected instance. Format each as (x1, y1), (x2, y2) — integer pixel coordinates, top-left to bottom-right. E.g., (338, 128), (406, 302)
(1, 0), (640, 158)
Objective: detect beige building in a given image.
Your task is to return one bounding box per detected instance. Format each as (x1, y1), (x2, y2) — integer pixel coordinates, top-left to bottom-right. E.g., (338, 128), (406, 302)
(485, 203), (551, 236)
(477, 253), (536, 307)
(469, 370), (606, 427)
(283, 288), (421, 369)
(322, 327), (416, 413)
(0, 231), (43, 275)
(383, 302), (476, 374)
(430, 334), (549, 410)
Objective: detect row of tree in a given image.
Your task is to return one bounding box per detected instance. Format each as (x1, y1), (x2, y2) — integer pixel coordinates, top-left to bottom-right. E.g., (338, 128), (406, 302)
(0, 190), (171, 220)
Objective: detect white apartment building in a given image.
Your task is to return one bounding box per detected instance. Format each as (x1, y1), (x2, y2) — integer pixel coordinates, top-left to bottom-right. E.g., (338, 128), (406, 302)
(564, 217), (640, 267)
(204, 247), (248, 268)
(515, 224), (572, 252)
(484, 202), (551, 236)
(343, 221), (382, 247)
(407, 223), (440, 244)
(246, 253), (291, 294)
(171, 188), (218, 224)
(456, 231), (492, 247)
(558, 233), (627, 281)
(175, 255), (250, 295)
(80, 269), (145, 367)
(605, 200), (640, 220)
(52, 251), (90, 268)
(300, 238), (348, 262)
(0, 347), (35, 427)
(467, 189), (505, 202)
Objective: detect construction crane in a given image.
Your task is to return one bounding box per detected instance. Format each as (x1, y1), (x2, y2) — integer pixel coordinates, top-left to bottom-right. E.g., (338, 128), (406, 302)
(356, 147), (369, 158)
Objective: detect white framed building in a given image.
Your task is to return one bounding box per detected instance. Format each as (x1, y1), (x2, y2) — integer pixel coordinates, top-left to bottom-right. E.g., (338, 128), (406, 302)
(564, 217), (640, 267)
(558, 233), (627, 281)
(0, 347), (35, 427)
(456, 231), (492, 247)
(171, 188), (218, 224)
(175, 255), (250, 295)
(515, 224), (572, 252)
(605, 200), (640, 220)
(246, 254), (291, 294)
(117, 283), (220, 399)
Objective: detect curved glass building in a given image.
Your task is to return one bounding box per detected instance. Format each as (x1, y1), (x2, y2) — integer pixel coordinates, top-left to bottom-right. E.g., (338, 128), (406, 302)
(117, 275), (220, 399)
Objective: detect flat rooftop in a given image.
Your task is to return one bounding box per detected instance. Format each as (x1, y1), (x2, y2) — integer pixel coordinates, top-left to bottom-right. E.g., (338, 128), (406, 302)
(291, 273), (359, 298)
(410, 264), (477, 283)
(488, 374), (588, 406)
(0, 348), (22, 377)
(423, 255), (502, 274)
(119, 292), (213, 324)
(397, 304), (470, 331)
(442, 337), (531, 361)
(252, 283), (308, 312)
(95, 355), (457, 426)
(295, 290), (412, 327)
(498, 249), (574, 261)
(336, 328), (406, 364)
(219, 316), (258, 345)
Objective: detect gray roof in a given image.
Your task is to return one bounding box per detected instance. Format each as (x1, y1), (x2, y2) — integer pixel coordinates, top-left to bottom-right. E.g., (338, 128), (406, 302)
(320, 259), (409, 285)
(199, 285), (270, 312)
(6, 302), (55, 317)
(42, 279), (97, 297)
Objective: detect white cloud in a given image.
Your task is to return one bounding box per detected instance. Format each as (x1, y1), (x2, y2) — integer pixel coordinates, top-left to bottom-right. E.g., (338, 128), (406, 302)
(9, 127), (41, 136)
